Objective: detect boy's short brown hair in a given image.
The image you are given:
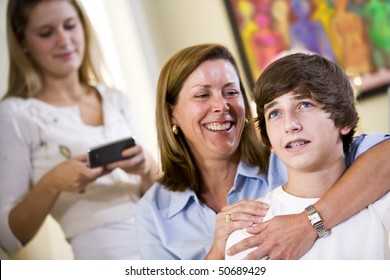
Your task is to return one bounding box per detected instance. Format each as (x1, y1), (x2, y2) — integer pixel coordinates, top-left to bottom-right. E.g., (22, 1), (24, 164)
(253, 53), (358, 151)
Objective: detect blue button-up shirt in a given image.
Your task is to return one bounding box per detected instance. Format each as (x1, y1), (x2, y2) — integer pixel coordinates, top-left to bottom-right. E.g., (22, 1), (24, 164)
(135, 133), (389, 259)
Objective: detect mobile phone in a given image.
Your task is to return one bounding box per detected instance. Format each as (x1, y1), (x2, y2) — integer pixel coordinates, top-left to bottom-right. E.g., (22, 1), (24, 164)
(87, 137), (136, 168)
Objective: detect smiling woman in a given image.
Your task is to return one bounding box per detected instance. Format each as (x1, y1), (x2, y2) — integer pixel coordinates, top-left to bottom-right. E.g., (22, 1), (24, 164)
(135, 43), (273, 260)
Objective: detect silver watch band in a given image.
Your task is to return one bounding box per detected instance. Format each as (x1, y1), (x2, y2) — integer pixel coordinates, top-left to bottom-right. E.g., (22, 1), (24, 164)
(305, 205), (329, 238)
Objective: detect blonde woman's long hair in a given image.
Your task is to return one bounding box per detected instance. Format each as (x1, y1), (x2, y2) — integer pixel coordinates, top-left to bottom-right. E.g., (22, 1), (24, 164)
(4, 0), (109, 99)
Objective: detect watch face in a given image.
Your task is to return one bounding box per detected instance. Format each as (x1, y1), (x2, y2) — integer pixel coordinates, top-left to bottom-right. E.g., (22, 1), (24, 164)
(306, 206), (328, 238)
(310, 212), (321, 224)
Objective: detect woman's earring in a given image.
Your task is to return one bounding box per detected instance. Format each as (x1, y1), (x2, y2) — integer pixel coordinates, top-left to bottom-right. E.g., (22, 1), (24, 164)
(172, 124), (179, 135)
(244, 118), (249, 127)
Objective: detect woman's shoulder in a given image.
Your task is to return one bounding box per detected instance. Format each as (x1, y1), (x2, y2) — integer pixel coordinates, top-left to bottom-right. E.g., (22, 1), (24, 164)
(0, 97), (40, 140)
(136, 183), (170, 219)
(95, 84), (130, 107)
(138, 182), (173, 207)
(95, 84), (126, 99)
(137, 182), (197, 217)
(1, 95), (26, 105)
(0, 96), (31, 114)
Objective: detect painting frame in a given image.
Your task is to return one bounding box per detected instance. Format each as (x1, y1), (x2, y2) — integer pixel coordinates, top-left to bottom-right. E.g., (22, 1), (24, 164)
(224, 0), (257, 89)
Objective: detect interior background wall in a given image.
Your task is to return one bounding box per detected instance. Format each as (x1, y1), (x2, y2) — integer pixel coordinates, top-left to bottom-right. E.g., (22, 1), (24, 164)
(0, 0), (388, 259)
(138, 0), (389, 134)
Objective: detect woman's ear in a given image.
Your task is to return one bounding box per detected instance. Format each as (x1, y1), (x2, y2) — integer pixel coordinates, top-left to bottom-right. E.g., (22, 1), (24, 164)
(22, 40), (29, 54)
(170, 105), (178, 127)
(171, 118), (179, 129)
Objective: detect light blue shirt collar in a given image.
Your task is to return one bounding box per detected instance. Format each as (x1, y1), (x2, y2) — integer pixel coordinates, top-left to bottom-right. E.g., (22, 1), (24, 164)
(167, 189), (198, 219)
(167, 161), (268, 218)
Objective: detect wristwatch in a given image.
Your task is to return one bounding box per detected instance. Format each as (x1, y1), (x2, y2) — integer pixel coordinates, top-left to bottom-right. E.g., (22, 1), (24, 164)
(305, 205), (329, 238)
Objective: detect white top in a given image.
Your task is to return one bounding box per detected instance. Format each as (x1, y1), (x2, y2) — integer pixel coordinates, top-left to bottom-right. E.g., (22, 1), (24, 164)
(0, 85), (144, 252)
(226, 186), (390, 260)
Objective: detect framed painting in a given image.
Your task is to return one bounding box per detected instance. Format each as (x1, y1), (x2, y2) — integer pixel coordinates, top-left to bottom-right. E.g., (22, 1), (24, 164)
(224, 0), (390, 97)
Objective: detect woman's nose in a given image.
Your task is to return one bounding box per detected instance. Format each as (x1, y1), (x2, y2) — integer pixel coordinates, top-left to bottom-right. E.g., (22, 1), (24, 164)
(211, 95), (229, 113)
(56, 29), (70, 46)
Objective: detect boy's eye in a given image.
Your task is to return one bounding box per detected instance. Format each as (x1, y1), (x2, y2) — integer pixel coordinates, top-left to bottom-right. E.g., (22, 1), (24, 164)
(300, 101), (313, 108)
(268, 110), (280, 119)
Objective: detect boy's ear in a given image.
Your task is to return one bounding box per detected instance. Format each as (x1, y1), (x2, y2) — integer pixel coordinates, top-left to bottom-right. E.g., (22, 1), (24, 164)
(340, 126), (353, 135)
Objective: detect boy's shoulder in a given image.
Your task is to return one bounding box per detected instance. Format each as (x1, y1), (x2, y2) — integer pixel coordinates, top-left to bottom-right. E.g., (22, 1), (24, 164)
(345, 133), (390, 166)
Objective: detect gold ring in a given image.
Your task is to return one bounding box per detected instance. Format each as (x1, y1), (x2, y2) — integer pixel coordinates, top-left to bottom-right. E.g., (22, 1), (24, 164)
(224, 214), (232, 224)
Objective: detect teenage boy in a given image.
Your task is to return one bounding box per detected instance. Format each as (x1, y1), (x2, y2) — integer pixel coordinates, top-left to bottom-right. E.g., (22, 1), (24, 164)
(226, 53), (390, 259)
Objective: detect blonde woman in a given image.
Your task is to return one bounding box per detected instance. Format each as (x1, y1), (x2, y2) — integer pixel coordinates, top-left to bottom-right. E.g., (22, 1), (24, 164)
(0, 0), (158, 259)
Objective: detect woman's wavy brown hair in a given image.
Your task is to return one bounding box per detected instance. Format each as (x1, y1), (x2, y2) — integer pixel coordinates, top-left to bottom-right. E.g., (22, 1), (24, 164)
(156, 43), (270, 193)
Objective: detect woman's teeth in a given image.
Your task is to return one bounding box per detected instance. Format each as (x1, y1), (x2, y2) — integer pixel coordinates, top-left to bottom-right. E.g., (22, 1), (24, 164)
(205, 122), (232, 131)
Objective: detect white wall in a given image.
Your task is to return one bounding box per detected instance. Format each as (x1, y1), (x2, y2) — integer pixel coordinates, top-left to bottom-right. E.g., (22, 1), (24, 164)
(357, 93), (389, 134)
(0, 0), (8, 98)
(138, 0), (252, 91)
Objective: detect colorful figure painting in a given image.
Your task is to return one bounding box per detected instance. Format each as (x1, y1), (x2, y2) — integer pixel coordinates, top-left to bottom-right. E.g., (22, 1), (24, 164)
(225, 0), (390, 88)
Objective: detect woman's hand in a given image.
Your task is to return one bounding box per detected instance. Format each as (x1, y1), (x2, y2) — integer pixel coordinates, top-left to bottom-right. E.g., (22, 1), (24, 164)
(46, 154), (105, 193)
(106, 144), (159, 194)
(205, 199), (269, 260)
(106, 144), (149, 175)
(226, 212), (317, 259)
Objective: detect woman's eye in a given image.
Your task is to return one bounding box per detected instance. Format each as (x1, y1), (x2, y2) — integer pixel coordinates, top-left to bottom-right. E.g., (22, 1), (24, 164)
(195, 93), (209, 99)
(65, 23), (76, 30)
(224, 90), (239, 98)
(39, 30), (52, 38)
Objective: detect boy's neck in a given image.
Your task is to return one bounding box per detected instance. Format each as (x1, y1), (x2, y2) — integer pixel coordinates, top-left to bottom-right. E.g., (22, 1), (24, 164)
(283, 158), (347, 198)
